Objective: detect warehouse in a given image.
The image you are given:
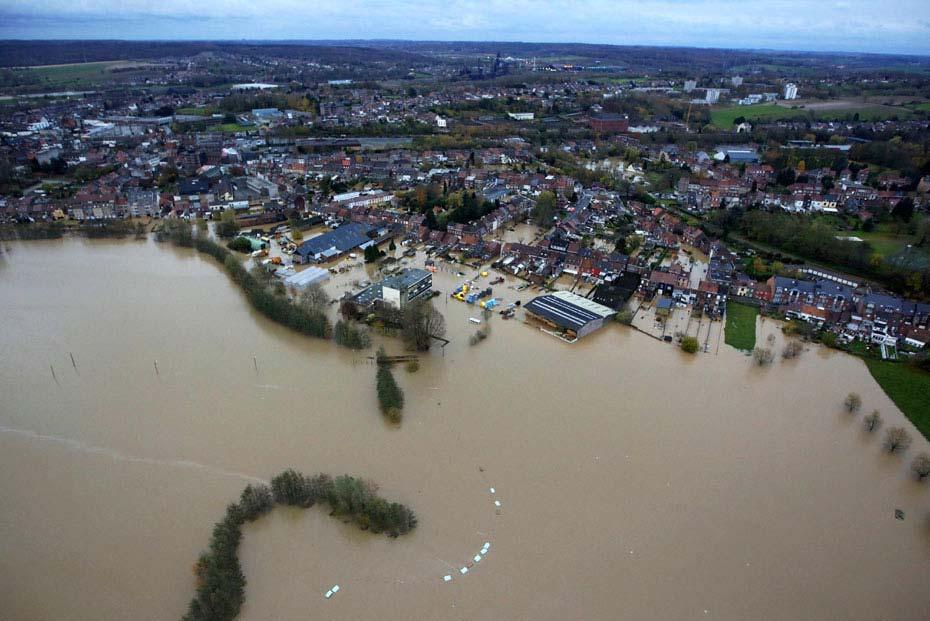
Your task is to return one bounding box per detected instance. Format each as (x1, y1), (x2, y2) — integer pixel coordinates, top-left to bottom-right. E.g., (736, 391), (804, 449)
(523, 290), (616, 342)
(283, 266), (330, 290)
(293, 223), (375, 264)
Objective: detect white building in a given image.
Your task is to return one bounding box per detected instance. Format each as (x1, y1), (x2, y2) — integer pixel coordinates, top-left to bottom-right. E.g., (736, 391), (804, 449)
(731, 76), (743, 87)
(783, 83), (799, 100)
(683, 80), (697, 92)
(705, 89), (721, 104)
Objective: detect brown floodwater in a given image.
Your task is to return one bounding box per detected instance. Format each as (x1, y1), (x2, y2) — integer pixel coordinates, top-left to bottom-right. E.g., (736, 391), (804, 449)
(1, 237), (928, 621)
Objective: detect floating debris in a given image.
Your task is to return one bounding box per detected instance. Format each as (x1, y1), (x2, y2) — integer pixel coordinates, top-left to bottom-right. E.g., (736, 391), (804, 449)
(489, 487), (496, 494)
(494, 500), (501, 507)
(895, 509), (905, 520)
(443, 575), (452, 582)
(324, 584), (340, 599)
(460, 567), (469, 575)
(473, 554), (482, 563)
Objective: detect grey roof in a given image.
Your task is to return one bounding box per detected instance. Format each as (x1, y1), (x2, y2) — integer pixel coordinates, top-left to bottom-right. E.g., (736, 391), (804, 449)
(382, 268), (430, 290)
(296, 223), (373, 260)
(524, 290), (615, 330)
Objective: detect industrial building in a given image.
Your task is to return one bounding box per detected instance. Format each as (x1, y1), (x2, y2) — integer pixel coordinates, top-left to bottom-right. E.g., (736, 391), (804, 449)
(353, 268), (433, 309)
(294, 223), (375, 264)
(524, 290), (616, 342)
(283, 266), (330, 290)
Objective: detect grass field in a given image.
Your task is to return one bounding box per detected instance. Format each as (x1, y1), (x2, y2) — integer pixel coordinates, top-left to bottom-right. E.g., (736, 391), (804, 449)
(711, 102), (916, 128)
(724, 301), (758, 351)
(175, 107), (215, 116)
(3, 61), (157, 94)
(208, 123), (254, 133)
(864, 359), (930, 440)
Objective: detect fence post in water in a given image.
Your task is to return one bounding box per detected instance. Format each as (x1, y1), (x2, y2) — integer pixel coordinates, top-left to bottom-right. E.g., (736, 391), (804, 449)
(50, 364), (59, 385)
(69, 352), (77, 370)
(154, 360), (159, 376)
(253, 356), (258, 373)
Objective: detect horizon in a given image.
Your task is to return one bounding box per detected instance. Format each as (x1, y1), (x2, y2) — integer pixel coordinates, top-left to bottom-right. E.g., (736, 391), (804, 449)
(2, 1), (929, 56)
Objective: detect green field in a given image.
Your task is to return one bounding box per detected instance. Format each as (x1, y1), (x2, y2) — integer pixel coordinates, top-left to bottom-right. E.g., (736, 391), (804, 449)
(710, 104), (807, 127)
(724, 301), (759, 351)
(864, 359), (930, 440)
(208, 123), (254, 133)
(175, 107), (215, 116)
(2, 61), (158, 94)
(711, 103), (916, 128)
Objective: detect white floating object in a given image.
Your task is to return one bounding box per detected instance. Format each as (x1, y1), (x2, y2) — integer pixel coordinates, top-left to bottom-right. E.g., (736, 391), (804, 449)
(494, 500), (501, 507)
(473, 555), (482, 563)
(489, 487), (496, 494)
(483, 542), (490, 550)
(443, 575), (452, 582)
(332, 585), (340, 593)
(325, 590), (333, 599)
(460, 567), (468, 574)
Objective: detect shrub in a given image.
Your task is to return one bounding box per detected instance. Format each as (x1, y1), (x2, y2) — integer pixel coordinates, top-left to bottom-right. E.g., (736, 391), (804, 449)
(863, 410), (883, 433)
(615, 309), (634, 325)
(844, 392), (862, 413)
(782, 340), (803, 359)
(910, 453), (930, 481)
(681, 336), (699, 354)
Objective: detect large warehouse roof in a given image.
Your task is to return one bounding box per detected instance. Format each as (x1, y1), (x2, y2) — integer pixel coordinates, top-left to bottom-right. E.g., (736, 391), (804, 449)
(524, 290), (615, 330)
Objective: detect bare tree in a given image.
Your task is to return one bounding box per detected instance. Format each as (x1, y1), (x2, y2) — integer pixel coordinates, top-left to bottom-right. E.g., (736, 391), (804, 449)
(299, 283), (330, 312)
(863, 410), (883, 433)
(884, 427), (913, 454)
(401, 299), (446, 351)
(910, 453), (930, 481)
(843, 392), (862, 414)
(782, 340), (803, 359)
(752, 347), (774, 366)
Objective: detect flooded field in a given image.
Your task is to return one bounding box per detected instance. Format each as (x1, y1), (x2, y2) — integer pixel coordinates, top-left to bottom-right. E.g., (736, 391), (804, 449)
(1, 237), (929, 621)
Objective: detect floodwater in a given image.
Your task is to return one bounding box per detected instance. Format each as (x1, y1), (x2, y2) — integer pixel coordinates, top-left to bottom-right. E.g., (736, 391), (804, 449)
(1, 237), (929, 621)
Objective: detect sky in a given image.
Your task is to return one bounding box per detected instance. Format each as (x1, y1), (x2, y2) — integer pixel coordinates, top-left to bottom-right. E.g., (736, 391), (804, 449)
(1, 0), (929, 55)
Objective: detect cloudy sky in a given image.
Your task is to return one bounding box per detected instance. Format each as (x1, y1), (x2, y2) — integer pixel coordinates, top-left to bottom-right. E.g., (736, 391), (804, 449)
(1, 0), (928, 55)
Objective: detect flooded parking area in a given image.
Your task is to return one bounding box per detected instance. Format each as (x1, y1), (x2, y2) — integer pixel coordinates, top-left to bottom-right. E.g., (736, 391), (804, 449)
(1, 237), (929, 621)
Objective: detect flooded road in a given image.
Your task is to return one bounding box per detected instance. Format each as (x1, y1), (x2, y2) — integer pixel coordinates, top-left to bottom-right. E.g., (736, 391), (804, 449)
(1, 237), (928, 621)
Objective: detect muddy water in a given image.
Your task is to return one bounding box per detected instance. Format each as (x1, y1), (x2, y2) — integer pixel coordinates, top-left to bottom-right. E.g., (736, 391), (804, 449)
(1, 237), (928, 621)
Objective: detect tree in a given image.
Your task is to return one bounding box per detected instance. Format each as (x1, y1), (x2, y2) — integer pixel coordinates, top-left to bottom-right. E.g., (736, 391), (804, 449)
(884, 427), (912, 454)
(863, 411), (882, 433)
(299, 283), (329, 312)
(891, 197), (915, 222)
(401, 299), (446, 351)
(532, 191), (557, 226)
(782, 340), (803, 359)
(681, 336), (699, 354)
(752, 347), (774, 366)
(376, 360), (404, 423)
(615, 309), (634, 325)
(910, 453), (930, 481)
(364, 244), (383, 263)
(215, 209), (240, 239)
(844, 392), (862, 414)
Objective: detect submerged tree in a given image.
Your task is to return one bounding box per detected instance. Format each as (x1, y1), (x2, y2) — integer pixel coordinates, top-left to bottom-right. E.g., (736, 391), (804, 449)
(752, 347), (774, 366)
(681, 335), (699, 354)
(863, 410), (883, 433)
(910, 453), (930, 481)
(884, 427), (913, 454)
(401, 299), (446, 351)
(844, 392), (862, 414)
(782, 340), (803, 359)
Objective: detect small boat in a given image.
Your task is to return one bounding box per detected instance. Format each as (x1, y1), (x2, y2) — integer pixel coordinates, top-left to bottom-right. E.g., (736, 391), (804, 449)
(468, 317), (482, 325)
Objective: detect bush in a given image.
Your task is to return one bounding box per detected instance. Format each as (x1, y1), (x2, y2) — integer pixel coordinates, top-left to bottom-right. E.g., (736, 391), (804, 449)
(864, 410), (883, 433)
(615, 309), (634, 325)
(226, 237), (253, 253)
(681, 336), (699, 354)
(910, 453), (930, 481)
(405, 360), (420, 373)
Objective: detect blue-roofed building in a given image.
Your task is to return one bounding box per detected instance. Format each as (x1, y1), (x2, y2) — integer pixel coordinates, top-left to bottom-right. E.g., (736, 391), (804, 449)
(294, 223), (375, 264)
(524, 290), (616, 342)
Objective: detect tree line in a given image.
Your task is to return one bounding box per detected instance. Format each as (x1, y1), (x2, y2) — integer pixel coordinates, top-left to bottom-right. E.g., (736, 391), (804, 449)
(182, 470), (416, 621)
